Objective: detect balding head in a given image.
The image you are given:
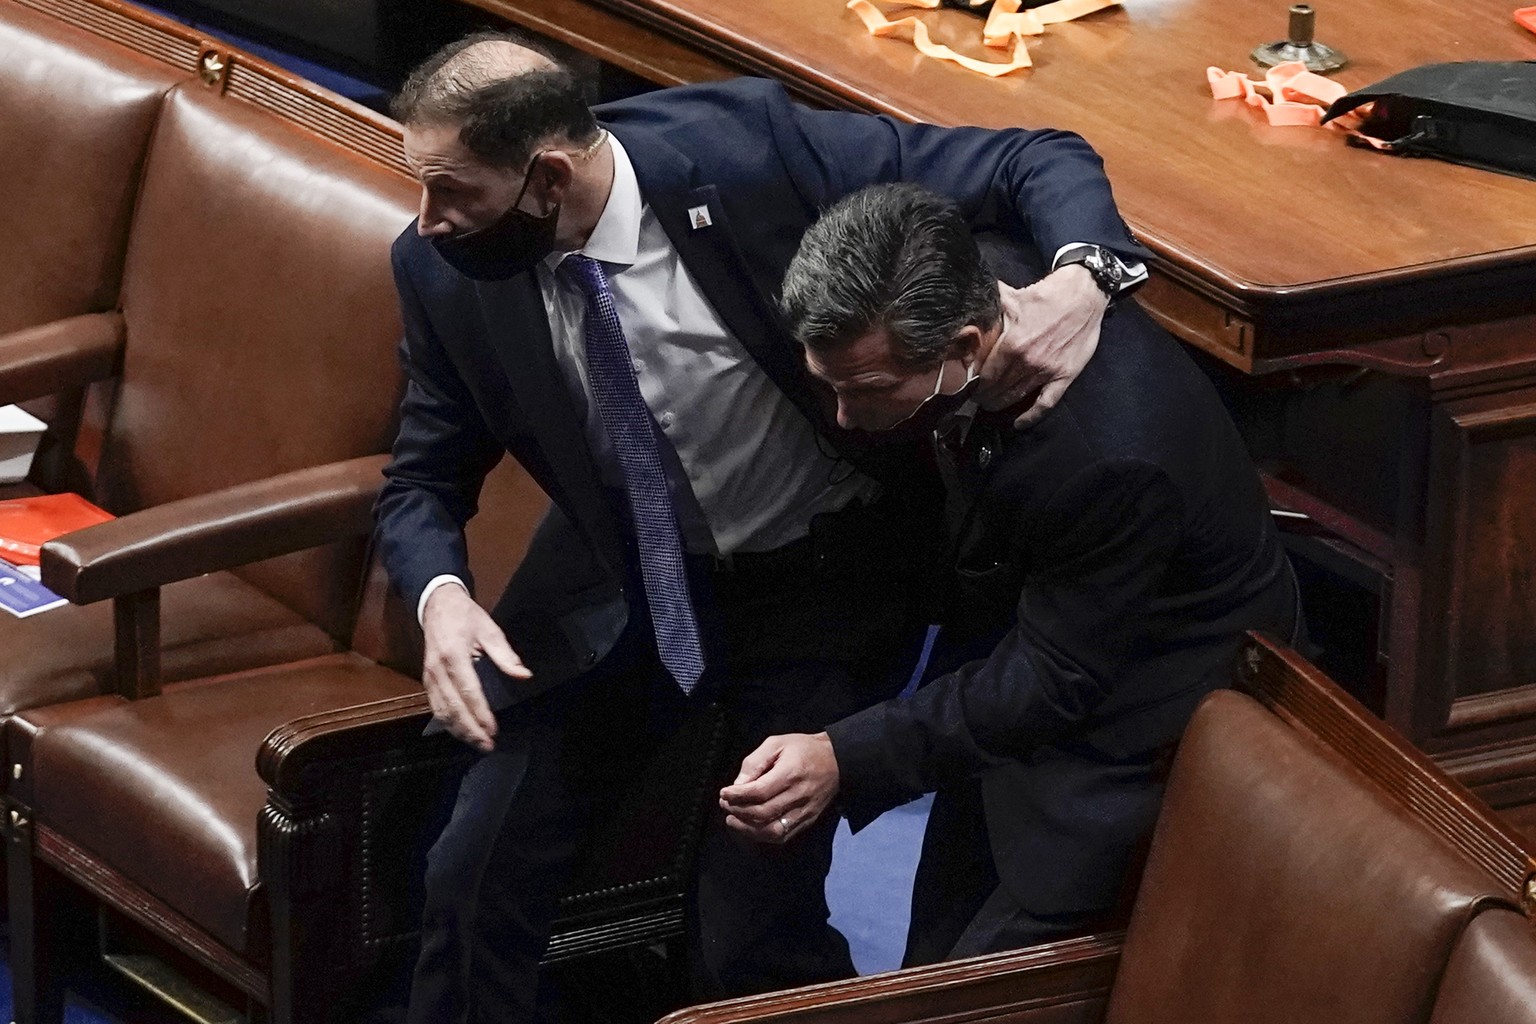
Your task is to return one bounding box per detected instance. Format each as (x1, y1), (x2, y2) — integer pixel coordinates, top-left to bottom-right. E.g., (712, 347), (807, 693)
(393, 32), (599, 169)
(412, 38), (554, 108)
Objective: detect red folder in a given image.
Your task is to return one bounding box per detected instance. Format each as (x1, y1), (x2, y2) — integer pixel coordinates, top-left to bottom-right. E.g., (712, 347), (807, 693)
(0, 493), (115, 566)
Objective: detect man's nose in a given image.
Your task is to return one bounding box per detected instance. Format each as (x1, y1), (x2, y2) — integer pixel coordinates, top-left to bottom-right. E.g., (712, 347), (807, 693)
(416, 193), (453, 238)
(835, 398), (856, 431)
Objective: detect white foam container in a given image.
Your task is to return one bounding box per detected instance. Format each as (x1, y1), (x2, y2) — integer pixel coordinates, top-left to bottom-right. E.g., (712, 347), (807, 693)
(0, 405), (47, 484)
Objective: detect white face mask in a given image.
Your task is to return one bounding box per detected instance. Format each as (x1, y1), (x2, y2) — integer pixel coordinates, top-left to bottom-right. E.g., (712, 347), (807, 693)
(886, 358), (981, 432)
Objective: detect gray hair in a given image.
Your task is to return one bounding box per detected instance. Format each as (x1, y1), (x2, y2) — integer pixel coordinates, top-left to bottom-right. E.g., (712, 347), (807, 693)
(779, 184), (1001, 368)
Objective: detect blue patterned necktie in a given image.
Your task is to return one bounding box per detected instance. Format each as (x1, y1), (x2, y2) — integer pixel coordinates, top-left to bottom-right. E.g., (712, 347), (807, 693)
(562, 253), (705, 692)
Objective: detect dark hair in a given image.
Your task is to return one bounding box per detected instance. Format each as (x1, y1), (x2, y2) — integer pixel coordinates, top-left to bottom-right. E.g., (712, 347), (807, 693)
(779, 184), (1001, 368)
(392, 32), (601, 169)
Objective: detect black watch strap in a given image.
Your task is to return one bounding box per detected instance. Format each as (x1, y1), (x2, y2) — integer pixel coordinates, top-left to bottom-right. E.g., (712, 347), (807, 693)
(1054, 244), (1126, 300)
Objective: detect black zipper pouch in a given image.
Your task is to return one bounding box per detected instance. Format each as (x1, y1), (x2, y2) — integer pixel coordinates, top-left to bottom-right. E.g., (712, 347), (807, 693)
(1321, 61), (1536, 180)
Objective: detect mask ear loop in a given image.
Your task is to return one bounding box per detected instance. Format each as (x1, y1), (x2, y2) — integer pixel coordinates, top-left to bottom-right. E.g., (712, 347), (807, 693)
(508, 152), (543, 216)
(936, 355), (982, 403)
(888, 361), (953, 430)
(511, 128), (610, 222)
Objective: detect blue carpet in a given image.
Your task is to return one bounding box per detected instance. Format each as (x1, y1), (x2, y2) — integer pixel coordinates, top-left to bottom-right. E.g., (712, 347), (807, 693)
(827, 795), (932, 975)
(825, 626), (937, 974)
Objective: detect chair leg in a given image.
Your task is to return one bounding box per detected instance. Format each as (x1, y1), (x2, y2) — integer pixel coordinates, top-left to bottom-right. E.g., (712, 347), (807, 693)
(263, 802), (345, 1024)
(6, 807), (67, 1024)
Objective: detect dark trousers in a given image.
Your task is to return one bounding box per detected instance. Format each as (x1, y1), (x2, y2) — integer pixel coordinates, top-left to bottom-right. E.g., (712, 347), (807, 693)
(404, 487), (933, 1023)
(406, 555), (921, 1023)
(898, 627), (1132, 968)
(901, 777), (1117, 967)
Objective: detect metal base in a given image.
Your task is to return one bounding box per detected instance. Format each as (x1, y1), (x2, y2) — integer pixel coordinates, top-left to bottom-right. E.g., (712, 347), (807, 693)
(1252, 39), (1348, 73)
(102, 953), (242, 1024)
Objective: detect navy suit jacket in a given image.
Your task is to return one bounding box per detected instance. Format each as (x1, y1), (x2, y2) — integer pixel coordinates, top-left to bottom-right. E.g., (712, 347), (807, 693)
(375, 77), (1150, 694)
(825, 239), (1297, 919)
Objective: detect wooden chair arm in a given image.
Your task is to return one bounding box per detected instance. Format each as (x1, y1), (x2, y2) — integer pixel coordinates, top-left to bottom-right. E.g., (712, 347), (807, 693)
(661, 932), (1123, 1024)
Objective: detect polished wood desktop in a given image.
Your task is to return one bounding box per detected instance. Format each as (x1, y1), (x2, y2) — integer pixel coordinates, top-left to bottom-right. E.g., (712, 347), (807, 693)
(463, 0), (1536, 828)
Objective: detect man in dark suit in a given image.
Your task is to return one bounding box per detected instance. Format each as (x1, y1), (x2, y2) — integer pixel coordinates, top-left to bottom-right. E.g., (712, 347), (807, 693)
(720, 183), (1300, 963)
(377, 32), (1152, 1022)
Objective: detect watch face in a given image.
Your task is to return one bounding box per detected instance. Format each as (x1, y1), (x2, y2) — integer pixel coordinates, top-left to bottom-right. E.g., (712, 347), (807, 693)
(1100, 253), (1124, 286)
(1079, 248), (1120, 291)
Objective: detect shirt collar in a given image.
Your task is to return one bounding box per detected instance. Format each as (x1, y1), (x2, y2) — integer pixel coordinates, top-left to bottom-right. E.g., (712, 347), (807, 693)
(546, 133), (642, 273)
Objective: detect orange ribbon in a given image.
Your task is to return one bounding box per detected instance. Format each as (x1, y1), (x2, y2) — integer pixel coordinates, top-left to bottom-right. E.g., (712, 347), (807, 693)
(848, 0), (1121, 78)
(1207, 62), (1390, 146)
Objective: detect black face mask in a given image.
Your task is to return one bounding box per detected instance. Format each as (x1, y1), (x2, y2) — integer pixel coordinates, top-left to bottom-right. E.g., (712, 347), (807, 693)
(431, 154), (559, 281)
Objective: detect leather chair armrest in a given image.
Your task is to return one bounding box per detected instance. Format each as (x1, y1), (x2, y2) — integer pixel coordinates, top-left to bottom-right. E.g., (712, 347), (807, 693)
(659, 932), (1123, 1024)
(259, 693), (439, 792)
(39, 454), (388, 604)
(258, 690), (436, 792)
(0, 313), (125, 406)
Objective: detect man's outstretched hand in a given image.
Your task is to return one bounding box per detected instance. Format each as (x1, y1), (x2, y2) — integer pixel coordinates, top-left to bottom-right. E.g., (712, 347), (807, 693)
(977, 264), (1109, 427)
(421, 582), (531, 753)
(719, 733), (840, 844)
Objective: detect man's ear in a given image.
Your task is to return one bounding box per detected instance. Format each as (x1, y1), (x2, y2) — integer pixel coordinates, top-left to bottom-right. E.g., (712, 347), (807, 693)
(534, 152), (577, 206)
(950, 324), (988, 366)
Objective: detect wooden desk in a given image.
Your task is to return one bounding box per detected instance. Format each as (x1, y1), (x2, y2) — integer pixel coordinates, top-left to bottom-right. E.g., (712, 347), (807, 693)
(464, 0), (1536, 826)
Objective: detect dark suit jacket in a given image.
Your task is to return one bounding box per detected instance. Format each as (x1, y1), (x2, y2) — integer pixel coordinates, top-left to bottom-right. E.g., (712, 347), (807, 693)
(375, 77), (1150, 695)
(825, 276), (1298, 919)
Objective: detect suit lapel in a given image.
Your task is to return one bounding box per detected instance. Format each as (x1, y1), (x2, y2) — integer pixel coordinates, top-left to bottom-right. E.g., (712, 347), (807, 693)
(473, 275), (624, 571)
(609, 124), (832, 438)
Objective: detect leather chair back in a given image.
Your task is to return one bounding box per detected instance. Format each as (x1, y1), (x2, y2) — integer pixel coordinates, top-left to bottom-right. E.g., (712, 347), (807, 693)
(458, 458), (550, 615)
(1428, 909), (1536, 1024)
(101, 83), (417, 639)
(0, 0), (177, 334)
(348, 458), (550, 671)
(1105, 689), (1510, 1024)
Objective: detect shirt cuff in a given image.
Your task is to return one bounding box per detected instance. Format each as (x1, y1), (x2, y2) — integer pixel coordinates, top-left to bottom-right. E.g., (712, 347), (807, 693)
(1051, 242), (1149, 294)
(418, 574), (470, 626)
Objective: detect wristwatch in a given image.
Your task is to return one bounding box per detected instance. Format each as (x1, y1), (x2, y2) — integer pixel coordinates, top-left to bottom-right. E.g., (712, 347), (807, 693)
(1054, 244), (1126, 301)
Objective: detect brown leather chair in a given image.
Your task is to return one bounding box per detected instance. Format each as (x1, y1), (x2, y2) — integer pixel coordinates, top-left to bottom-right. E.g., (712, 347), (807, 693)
(3, 6), (724, 1022)
(0, 0), (181, 481)
(0, 461), (543, 1024)
(650, 634), (1536, 1024)
(6, 458), (725, 1024)
(0, 0), (418, 734)
(1428, 908), (1536, 1024)
(0, 0), (177, 339)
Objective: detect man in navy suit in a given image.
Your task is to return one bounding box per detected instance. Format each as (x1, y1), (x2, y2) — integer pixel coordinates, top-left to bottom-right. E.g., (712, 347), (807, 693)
(720, 184), (1299, 962)
(377, 31), (1152, 1022)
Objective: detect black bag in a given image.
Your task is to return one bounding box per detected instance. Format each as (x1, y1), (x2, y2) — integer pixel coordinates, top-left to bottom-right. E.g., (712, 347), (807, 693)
(1322, 61), (1536, 180)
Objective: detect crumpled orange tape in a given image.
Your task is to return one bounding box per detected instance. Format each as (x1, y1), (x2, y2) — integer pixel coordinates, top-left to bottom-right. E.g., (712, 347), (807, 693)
(982, 0), (1120, 49)
(849, 0), (1120, 78)
(848, 0), (1033, 75)
(983, 0), (1046, 45)
(1206, 61), (1389, 145)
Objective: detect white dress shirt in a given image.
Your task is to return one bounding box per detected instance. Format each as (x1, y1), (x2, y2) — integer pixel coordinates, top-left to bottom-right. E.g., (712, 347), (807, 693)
(419, 136), (877, 621)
